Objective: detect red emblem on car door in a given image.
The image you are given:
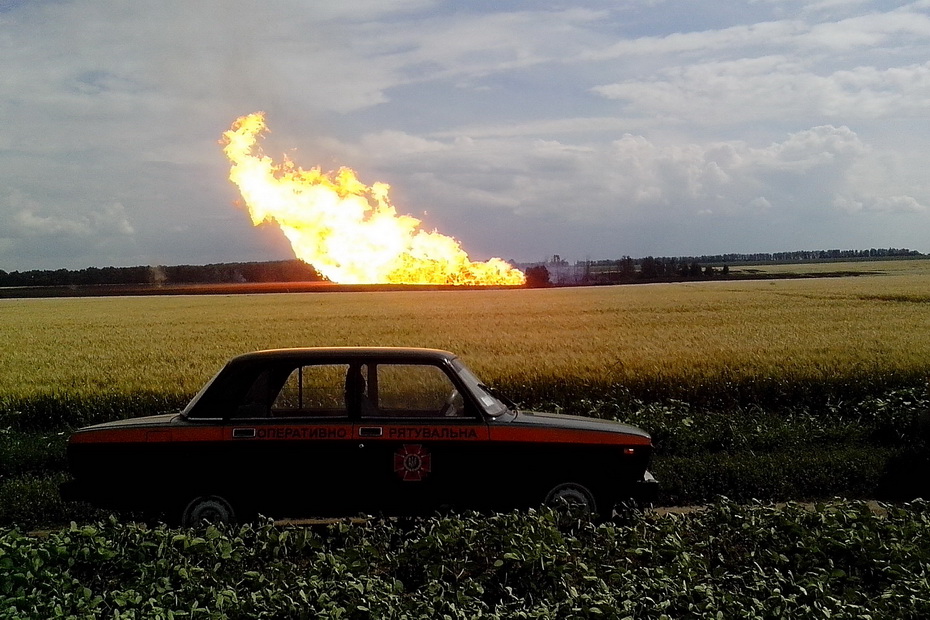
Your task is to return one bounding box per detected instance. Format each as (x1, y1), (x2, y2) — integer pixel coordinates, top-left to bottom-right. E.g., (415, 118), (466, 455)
(393, 444), (432, 481)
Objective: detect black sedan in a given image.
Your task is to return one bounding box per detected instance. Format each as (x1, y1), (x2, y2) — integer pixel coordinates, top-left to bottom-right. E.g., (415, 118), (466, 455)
(62, 347), (656, 524)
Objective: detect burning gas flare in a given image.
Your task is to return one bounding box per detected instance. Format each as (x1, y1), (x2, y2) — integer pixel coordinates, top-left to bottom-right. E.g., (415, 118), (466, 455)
(221, 112), (526, 285)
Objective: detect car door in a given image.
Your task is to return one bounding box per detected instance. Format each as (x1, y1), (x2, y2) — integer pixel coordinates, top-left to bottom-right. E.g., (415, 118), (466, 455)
(223, 361), (358, 518)
(351, 360), (490, 514)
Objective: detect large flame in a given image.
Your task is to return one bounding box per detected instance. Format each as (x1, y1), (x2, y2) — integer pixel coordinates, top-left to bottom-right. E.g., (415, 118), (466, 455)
(221, 112), (526, 285)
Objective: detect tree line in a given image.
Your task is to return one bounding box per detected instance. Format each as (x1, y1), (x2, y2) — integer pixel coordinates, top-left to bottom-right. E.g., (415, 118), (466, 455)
(2, 247), (923, 288)
(523, 247), (925, 286)
(0, 260), (323, 288)
(581, 257), (731, 285)
(669, 247), (923, 264)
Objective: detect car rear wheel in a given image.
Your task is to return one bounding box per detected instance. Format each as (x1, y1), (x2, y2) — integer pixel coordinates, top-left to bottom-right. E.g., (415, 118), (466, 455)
(181, 495), (235, 527)
(543, 482), (598, 515)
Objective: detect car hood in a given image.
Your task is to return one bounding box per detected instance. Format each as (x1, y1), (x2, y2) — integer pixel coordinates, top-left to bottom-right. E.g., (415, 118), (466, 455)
(510, 409), (651, 440)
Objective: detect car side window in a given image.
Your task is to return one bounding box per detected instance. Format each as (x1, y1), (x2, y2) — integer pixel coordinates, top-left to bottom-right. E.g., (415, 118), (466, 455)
(270, 364), (350, 418)
(368, 364), (465, 418)
(233, 369), (277, 418)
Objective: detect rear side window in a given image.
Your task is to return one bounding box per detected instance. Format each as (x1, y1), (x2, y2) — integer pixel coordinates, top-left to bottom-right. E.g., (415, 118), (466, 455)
(271, 364), (350, 417)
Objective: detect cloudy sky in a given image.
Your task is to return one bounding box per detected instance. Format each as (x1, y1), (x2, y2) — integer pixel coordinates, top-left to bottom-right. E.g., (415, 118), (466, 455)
(2, 0), (930, 271)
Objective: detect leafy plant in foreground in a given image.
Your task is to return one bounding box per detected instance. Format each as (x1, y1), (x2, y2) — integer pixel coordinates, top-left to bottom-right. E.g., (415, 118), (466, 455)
(2, 501), (930, 619)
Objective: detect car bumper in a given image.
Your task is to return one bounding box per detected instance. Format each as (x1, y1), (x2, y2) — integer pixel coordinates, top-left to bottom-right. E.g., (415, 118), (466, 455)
(631, 470), (659, 503)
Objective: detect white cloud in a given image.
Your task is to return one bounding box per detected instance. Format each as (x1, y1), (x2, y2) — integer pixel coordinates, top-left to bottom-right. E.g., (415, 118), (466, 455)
(358, 131), (449, 156)
(834, 194), (927, 213)
(91, 202), (136, 236)
(2, 184), (134, 239)
(13, 210), (93, 238)
(583, 4), (930, 61)
(369, 7), (607, 84)
(758, 125), (867, 169)
(428, 117), (652, 140)
(337, 124), (924, 230)
(593, 60), (930, 124)
(8, 200), (134, 239)
(581, 20), (803, 61)
(803, 9), (930, 51)
(748, 197), (773, 211)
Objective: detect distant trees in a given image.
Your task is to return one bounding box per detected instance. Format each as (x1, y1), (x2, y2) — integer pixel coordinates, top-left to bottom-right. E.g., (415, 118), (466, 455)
(0, 260), (324, 288)
(675, 247), (922, 264)
(3, 246), (924, 289)
(592, 256), (712, 284)
(524, 265), (551, 288)
(536, 247), (925, 286)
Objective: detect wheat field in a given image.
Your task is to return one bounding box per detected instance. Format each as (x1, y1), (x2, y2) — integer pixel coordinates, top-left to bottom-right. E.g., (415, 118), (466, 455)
(2, 259), (929, 402)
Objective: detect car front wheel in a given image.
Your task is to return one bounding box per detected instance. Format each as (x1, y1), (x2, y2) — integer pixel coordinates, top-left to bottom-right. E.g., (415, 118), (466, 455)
(181, 495), (235, 527)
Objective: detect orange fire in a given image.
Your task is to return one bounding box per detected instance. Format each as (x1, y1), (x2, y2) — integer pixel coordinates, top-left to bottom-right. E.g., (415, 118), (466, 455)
(221, 112), (526, 285)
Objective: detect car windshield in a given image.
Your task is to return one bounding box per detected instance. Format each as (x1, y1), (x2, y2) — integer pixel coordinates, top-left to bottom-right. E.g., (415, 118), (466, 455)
(451, 358), (508, 417)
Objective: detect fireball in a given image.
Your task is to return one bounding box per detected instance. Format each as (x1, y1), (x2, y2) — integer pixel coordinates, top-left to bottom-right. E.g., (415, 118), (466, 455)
(221, 113), (525, 286)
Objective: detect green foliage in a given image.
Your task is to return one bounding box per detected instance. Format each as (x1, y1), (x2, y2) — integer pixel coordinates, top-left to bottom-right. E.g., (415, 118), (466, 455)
(504, 371), (930, 414)
(0, 429), (67, 476)
(0, 474), (105, 529)
(1, 502), (929, 618)
(0, 392), (189, 433)
(655, 447), (893, 504)
(518, 385), (930, 505)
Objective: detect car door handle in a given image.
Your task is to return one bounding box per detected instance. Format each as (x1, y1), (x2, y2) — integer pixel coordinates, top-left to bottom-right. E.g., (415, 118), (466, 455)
(232, 428), (256, 439)
(358, 426), (383, 437)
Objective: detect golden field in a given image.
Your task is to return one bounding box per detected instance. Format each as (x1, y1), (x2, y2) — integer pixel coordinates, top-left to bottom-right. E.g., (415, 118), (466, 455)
(2, 259), (929, 401)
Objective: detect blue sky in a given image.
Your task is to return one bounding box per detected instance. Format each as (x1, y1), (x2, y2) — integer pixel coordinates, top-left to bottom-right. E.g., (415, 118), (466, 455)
(2, 0), (929, 270)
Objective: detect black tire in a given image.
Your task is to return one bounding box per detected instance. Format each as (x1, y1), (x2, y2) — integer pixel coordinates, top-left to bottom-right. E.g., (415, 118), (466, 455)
(181, 495), (235, 527)
(543, 482), (598, 515)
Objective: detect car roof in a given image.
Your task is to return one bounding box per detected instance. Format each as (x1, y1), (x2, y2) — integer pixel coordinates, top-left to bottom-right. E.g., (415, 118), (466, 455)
(229, 347), (459, 364)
